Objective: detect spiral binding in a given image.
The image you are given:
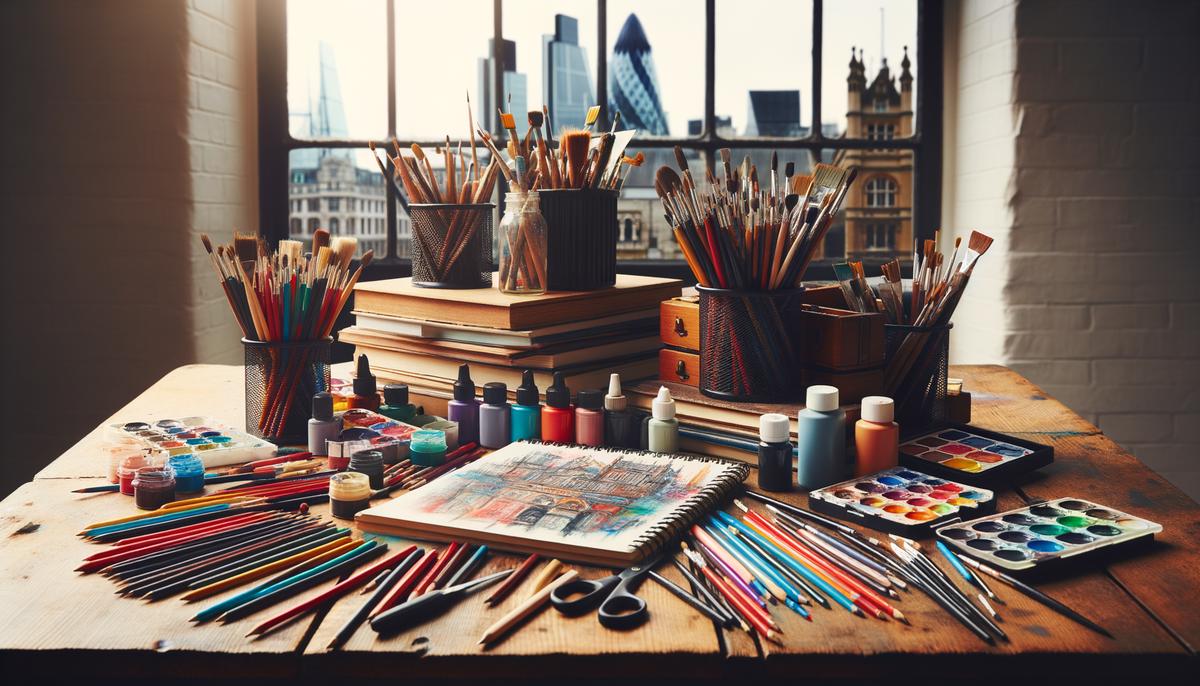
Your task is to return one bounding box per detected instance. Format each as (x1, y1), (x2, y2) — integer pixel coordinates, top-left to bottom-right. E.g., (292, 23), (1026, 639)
(522, 441), (750, 560)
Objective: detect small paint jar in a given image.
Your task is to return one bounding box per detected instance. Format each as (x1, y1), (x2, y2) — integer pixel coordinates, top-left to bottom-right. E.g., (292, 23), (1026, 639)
(104, 443), (143, 483)
(348, 449), (385, 489)
(117, 452), (160, 496)
(132, 467), (176, 510)
(167, 454), (206, 493)
(423, 420), (459, 450)
(410, 429), (447, 467)
(329, 471), (371, 520)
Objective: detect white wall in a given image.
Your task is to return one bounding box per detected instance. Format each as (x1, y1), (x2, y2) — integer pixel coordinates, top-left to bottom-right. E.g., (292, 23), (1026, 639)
(944, 0), (1200, 500)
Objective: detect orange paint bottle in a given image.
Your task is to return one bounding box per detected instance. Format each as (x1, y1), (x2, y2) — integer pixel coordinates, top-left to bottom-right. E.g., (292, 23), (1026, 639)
(855, 396), (898, 476)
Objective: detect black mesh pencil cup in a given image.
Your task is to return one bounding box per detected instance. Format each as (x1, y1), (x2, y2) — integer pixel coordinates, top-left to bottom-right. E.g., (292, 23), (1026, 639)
(884, 323), (952, 433)
(244, 338), (332, 445)
(698, 286), (805, 402)
(409, 203), (494, 289)
(538, 189), (618, 291)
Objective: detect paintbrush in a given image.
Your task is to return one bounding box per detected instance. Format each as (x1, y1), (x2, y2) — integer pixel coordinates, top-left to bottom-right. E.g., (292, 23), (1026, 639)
(582, 104), (601, 131)
(561, 129), (591, 189)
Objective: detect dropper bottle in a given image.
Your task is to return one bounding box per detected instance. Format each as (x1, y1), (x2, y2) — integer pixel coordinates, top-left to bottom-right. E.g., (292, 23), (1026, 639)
(541, 372), (574, 442)
(603, 373), (640, 448)
(447, 363), (481, 445)
(510, 370), (541, 442)
(647, 386), (679, 453)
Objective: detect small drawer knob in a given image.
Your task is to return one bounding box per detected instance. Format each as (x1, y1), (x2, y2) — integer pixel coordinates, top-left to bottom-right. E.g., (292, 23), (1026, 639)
(675, 360), (690, 381)
(673, 317), (688, 337)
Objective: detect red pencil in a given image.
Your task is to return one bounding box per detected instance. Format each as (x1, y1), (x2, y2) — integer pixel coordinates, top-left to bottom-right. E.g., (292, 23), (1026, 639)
(700, 559), (780, 643)
(247, 545), (416, 637)
(484, 553), (539, 606)
(370, 549), (435, 617)
(76, 514), (280, 572)
(411, 544), (458, 597)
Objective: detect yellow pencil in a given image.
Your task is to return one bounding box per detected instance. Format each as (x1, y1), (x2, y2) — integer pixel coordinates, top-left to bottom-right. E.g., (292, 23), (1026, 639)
(180, 537), (356, 601)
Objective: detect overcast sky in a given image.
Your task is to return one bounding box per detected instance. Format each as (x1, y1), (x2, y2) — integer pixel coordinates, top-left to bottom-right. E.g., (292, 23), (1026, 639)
(287, 0), (917, 142)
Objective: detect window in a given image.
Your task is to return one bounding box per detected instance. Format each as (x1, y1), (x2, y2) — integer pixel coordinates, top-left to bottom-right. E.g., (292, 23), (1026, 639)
(290, 217), (301, 234)
(330, 217), (339, 232)
(865, 223), (897, 251)
(260, 0), (941, 279)
(865, 176), (897, 207)
(307, 217), (319, 232)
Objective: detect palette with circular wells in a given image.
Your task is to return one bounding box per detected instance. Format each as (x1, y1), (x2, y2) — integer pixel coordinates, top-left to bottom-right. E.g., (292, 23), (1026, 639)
(936, 497), (1162, 572)
(338, 408), (419, 455)
(107, 417), (276, 468)
(808, 467), (996, 537)
(898, 424), (1053, 487)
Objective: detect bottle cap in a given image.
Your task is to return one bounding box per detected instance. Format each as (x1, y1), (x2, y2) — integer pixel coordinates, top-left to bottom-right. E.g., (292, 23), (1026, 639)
(760, 413), (791, 444)
(483, 382), (508, 406)
(545, 371), (571, 409)
(353, 355), (376, 396)
(311, 392), (334, 421)
(576, 389), (603, 410)
(604, 373), (627, 411)
(806, 385), (839, 412)
(652, 386), (675, 420)
(411, 429), (447, 452)
(453, 363), (476, 402)
(383, 384), (409, 406)
(861, 396), (895, 423)
(516, 369), (539, 406)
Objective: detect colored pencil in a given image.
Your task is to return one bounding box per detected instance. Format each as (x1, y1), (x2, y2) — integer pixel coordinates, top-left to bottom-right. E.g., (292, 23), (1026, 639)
(956, 553), (1111, 638)
(327, 549), (423, 650)
(484, 553), (540, 606)
(478, 569), (578, 646)
(370, 548), (434, 617)
(647, 570), (732, 626)
(444, 545), (489, 589)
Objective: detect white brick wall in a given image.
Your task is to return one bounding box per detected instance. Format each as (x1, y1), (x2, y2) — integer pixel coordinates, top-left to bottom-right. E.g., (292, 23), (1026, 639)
(945, 0), (1200, 501)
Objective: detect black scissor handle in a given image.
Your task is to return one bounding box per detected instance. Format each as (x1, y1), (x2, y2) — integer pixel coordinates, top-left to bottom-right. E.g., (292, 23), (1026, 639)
(597, 590), (648, 629)
(550, 575), (619, 616)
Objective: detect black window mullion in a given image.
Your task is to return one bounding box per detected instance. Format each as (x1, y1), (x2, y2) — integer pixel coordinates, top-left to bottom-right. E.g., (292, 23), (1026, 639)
(385, 0), (398, 260)
(704, 0), (715, 139)
(812, 0), (823, 142)
(913, 0), (943, 249)
(597, 0), (608, 131)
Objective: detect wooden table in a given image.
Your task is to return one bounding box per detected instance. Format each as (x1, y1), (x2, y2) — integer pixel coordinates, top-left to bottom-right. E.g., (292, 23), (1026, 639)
(1, 364), (1196, 681)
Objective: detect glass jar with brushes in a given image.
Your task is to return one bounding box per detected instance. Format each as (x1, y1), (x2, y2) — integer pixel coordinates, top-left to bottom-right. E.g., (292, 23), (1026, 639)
(498, 190), (548, 295)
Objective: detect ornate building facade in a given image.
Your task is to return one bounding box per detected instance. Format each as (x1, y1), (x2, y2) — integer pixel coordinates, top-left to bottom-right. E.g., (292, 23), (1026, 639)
(832, 47), (914, 259)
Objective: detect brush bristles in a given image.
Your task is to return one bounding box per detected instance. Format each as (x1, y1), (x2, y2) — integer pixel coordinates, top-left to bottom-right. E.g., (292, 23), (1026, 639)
(674, 146), (689, 174)
(562, 130), (592, 188)
(527, 111), (543, 128)
(498, 112), (516, 130)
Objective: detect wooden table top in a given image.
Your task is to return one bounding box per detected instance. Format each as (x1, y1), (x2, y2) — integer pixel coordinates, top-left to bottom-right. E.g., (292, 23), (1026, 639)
(1, 363), (1196, 681)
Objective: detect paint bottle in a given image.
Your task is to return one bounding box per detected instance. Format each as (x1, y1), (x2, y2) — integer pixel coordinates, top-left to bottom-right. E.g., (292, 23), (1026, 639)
(574, 389), (605, 446)
(647, 386), (679, 453)
(348, 355), (380, 411)
(117, 452), (159, 496)
(348, 449), (385, 489)
(410, 429), (447, 466)
(307, 391), (340, 456)
(758, 413), (793, 492)
(479, 382), (512, 449)
(541, 372), (574, 442)
(378, 384), (418, 423)
(447, 363), (481, 445)
(132, 467), (176, 510)
(856, 396), (899, 476)
(510, 370), (541, 442)
(329, 472), (371, 520)
(167, 453), (206, 493)
(796, 385), (847, 489)
(603, 373), (641, 448)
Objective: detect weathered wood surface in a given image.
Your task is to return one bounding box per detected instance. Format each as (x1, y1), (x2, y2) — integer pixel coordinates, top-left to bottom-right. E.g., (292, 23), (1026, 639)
(0, 363), (1195, 680)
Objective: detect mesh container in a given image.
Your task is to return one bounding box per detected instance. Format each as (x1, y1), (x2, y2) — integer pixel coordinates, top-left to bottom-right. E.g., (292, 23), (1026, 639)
(698, 286), (805, 402)
(244, 338), (332, 445)
(884, 323), (952, 433)
(409, 203), (494, 289)
(538, 189), (618, 291)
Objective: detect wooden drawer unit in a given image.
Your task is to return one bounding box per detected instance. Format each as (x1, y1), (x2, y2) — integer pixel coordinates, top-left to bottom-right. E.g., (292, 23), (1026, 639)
(798, 305), (885, 370)
(659, 348), (700, 387)
(660, 296), (700, 353)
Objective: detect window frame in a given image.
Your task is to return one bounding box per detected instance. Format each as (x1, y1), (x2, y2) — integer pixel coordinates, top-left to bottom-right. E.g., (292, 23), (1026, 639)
(257, 0), (943, 281)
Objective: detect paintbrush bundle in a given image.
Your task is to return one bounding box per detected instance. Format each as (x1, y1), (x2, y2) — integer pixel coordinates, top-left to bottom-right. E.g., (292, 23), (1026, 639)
(201, 231), (371, 441)
(657, 154), (856, 290)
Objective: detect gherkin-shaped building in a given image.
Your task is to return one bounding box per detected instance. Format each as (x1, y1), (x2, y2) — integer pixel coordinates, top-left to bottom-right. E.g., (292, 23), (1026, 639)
(608, 14), (669, 136)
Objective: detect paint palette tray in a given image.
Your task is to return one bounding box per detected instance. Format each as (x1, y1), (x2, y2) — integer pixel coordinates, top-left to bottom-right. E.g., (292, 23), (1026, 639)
(808, 467), (996, 537)
(935, 497), (1162, 572)
(899, 424), (1053, 487)
(108, 417), (276, 468)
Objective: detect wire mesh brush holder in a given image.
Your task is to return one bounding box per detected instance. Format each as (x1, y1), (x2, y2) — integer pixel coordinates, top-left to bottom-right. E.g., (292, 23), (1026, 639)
(883, 323), (952, 433)
(244, 337), (332, 444)
(538, 188), (618, 291)
(698, 286), (805, 402)
(409, 203), (495, 289)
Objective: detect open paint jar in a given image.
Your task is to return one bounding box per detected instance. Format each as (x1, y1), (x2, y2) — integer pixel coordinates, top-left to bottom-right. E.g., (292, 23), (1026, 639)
(132, 467), (176, 510)
(329, 472), (371, 520)
(167, 453), (205, 493)
(410, 429), (447, 466)
(348, 449), (385, 489)
(117, 453), (161, 496)
(105, 443), (144, 484)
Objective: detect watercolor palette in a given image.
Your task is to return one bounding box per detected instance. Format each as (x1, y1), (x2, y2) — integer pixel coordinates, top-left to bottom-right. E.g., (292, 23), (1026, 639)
(899, 424), (1053, 486)
(108, 417), (276, 468)
(808, 467), (996, 537)
(338, 409), (420, 462)
(936, 497), (1162, 572)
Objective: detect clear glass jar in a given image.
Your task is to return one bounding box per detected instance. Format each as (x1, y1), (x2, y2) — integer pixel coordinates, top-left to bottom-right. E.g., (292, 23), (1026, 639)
(498, 191), (547, 295)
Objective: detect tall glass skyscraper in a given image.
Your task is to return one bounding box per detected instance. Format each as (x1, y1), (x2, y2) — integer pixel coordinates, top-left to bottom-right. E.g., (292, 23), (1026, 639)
(608, 14), (668, 136)
(478, 38), (528, 135)
(542, 15), (594, 131)
(291, 41), (352, 168)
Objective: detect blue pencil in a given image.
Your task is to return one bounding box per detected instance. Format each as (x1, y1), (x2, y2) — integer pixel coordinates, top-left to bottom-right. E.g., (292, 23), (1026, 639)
(704, 518), (808, 606)
(81, 504), (233, 538)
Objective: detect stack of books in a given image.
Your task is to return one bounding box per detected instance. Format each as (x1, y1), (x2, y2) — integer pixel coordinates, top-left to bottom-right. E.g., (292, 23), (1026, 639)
(343, 274), (683, 414)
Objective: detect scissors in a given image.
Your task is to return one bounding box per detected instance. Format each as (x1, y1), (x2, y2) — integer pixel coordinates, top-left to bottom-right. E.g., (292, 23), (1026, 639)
(549, 554), (663, 629)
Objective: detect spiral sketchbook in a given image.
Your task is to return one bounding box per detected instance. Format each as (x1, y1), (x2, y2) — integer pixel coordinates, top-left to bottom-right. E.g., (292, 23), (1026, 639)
(356, 441), (749, 566)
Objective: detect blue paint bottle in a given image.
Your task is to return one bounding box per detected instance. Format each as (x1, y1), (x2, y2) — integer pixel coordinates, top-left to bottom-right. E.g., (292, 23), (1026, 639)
(796, 385), (846, 489)
(510, 369), (541, 442)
